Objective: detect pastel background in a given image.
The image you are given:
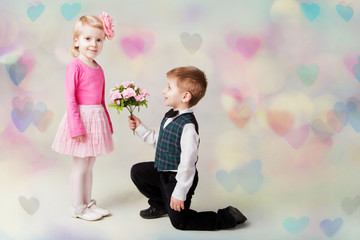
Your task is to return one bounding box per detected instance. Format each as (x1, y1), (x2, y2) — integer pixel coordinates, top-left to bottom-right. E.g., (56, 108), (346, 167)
(1, 0), (359, 239)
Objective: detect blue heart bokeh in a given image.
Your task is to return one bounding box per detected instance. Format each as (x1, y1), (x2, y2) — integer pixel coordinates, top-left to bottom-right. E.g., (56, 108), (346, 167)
(27, 3), (45, 22)
(300, 3), (320, 21)
(60, 3), (82, 22)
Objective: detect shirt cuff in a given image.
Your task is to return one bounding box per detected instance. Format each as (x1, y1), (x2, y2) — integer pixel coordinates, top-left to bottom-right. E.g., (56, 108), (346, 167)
(172, 184), (187, 202)
(135, 123), (148, 137)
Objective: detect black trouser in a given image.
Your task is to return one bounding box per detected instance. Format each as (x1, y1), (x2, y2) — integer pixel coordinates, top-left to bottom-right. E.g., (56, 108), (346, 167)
(130, 162), (237, 230)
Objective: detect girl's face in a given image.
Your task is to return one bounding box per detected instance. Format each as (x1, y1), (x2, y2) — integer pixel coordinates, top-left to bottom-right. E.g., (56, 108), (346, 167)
(74, 25), (105, 63)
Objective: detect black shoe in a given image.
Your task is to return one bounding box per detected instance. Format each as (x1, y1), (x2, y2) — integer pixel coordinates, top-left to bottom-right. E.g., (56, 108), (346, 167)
(140, 206), (167, 219)
(227, 206), (247, 224)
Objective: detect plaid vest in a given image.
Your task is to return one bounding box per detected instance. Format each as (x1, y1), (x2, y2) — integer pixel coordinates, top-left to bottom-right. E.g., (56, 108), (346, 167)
(154, 113), (199, 171)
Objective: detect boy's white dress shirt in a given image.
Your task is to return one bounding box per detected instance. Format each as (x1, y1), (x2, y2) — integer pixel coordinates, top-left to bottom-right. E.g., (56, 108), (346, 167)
(135, 108), (199, 201)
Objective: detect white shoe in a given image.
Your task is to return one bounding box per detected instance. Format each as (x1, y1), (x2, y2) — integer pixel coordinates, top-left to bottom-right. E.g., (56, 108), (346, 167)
(70, 204), (103, 221)
(87, 199), (111, 217)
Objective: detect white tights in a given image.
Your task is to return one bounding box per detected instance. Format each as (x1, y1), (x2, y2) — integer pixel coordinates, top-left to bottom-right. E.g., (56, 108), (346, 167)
(70, 156), (96, 207)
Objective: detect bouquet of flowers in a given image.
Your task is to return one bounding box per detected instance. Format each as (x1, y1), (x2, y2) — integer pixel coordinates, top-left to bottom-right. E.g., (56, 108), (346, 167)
(108, 81), (149, 134)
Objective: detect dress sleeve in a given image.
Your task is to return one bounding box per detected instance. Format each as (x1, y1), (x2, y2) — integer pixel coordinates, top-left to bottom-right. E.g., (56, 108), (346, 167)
(101, 69), (113, 134)
(65, 62), (85, 138)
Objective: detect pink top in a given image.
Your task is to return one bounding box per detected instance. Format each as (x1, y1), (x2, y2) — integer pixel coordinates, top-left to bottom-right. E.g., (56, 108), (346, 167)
(65, 57), (113, 138)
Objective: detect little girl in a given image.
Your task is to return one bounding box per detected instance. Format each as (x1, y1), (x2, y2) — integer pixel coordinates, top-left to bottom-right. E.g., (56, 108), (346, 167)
(52, 13), (115, 221)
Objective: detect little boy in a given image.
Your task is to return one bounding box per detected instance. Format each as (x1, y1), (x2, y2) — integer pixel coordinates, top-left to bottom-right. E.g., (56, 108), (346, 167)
(128, 66), (247, 230)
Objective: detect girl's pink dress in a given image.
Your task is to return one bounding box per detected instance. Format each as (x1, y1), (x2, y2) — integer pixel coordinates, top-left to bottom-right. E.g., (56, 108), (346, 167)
(52, 58), (114, 158)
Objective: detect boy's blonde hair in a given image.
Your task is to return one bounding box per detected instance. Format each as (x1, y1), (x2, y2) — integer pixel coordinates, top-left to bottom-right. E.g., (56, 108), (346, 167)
(72, 15), (104, 57)
(167, 66), (207, 107)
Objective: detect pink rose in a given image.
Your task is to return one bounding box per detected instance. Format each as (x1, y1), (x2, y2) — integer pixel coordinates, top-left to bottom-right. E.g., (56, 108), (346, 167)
(100, 12), (115, 40)
(112, 92), (122, 100)
(109, 90), (121, 100)
(121, 81), (134, 88)
(135, 95), (145, 102)
(109, 88), (116, 95)
(122, 88), (136, 99)
(140, 89), (149, 96)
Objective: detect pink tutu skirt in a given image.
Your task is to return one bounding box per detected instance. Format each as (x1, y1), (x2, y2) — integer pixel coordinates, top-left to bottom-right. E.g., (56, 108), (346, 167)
(51, 105), (114, 158)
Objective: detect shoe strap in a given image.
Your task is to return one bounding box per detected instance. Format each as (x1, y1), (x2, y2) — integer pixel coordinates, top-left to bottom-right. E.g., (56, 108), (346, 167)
(87, 199), (97, 208)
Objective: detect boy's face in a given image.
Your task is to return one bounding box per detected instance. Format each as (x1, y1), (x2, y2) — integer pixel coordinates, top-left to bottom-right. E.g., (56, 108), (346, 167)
(162, 77), (189, 110)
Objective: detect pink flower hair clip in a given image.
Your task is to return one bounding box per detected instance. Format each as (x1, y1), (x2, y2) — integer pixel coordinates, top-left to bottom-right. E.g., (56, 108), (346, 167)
(100, 12), (114, 40)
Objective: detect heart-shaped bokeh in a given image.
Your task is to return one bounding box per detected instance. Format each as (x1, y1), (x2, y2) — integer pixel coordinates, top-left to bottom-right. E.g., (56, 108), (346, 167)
(285, 125), (310, 149)
(217, 159), (264, 194)
(300, 3), (320, 21)
(226, 33), (260, 59)
(5, 59), (28, 86)
(18, 196), (40, 215)
(319, 218), (343, 237)
(215, 170), (239, 192)
(311, 118), (337, 145)
(331, 97), (360, 133)
(221, 89), (256, 129)
(326, 110), (345, 133)
(120, 32), (155, 59)
(236, 37), (260, 59)
(180, 32), (202, 54)
(32, 102), (53, 132)
(234, 159), (264, 194)
(60, 3), (81, 22)
(27, 2), (45, 22)
(283, 216), (310, 234)
(267, 110), (294, 136)
(11, 97), (34, 132)
(333, 101), (349, 127)
(341, 196), (360, 215)
(5, 55), (35, 86)
(336, 3), (353, 22)
(296, 64), (319, 86)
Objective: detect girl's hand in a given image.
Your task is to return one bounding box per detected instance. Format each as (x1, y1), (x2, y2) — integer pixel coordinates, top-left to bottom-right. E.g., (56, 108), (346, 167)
(128, 115), (141, 130)
(72, 134), (86, 142)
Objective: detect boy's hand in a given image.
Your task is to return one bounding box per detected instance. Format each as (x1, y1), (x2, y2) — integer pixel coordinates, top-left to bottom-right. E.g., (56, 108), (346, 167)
(128, 115), (141, 130)
(170, 196), (184, 212)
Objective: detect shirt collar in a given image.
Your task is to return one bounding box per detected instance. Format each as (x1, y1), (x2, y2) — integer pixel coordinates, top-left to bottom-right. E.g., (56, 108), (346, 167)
(178, 108), (193, 115)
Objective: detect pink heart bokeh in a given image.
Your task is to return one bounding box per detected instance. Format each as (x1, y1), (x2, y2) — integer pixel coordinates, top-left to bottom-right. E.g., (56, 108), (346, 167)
(285, 125), (310, 149)
(226, 33), (260, 59)
(267, 110), (294, 136)
(120, 32), (155, 59)
(236, 38), (260, 59)
(12, 96), (33, 110)
(221, 89), (256, 129)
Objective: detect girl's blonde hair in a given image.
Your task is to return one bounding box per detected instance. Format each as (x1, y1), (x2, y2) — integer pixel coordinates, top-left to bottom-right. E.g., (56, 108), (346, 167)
(72, 15), (104, 57)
